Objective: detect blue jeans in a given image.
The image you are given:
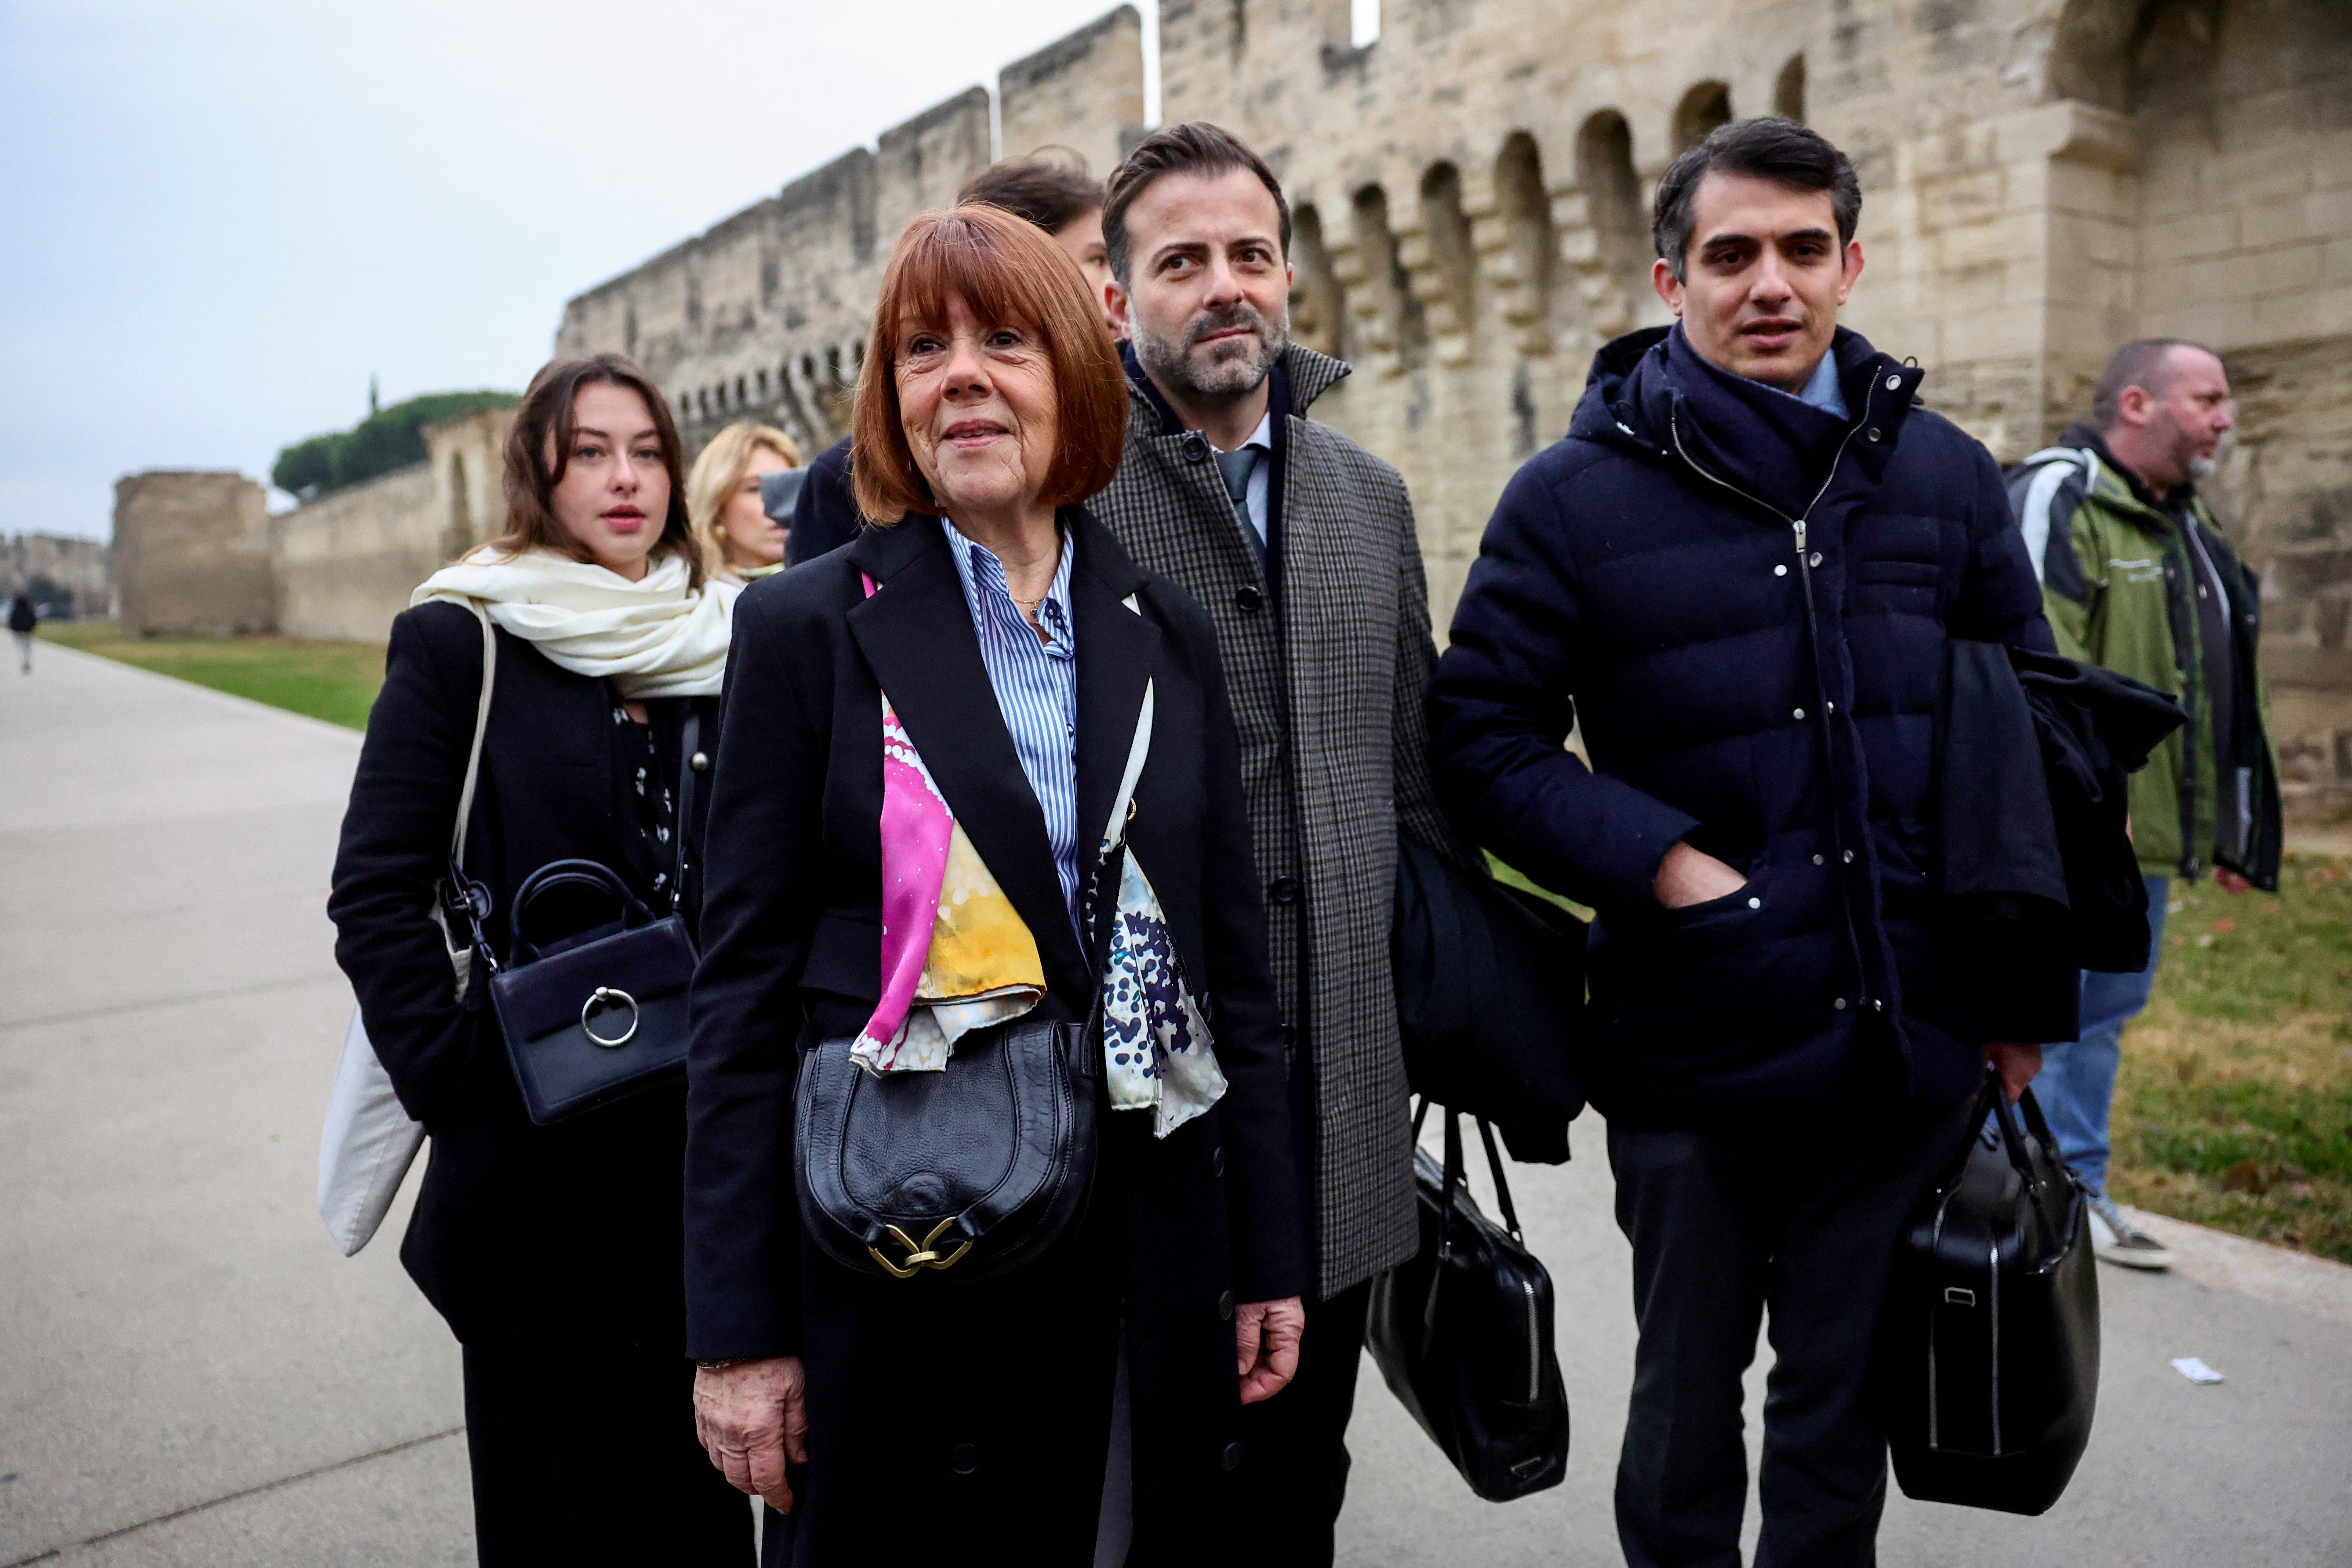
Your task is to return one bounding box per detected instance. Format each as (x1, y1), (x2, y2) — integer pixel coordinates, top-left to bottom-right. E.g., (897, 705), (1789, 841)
(2036, 874), (2172, 1198)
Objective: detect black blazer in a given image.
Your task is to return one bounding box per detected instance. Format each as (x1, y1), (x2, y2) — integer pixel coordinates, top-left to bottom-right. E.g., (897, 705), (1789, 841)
(687, 510), (1307, 1353)
(328, 600), (718, 1353)
(687, 514), (1308, 1562)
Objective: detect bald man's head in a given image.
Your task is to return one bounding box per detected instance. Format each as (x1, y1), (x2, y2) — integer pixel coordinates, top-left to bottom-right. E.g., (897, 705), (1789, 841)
(2094, 339), (2234, 491)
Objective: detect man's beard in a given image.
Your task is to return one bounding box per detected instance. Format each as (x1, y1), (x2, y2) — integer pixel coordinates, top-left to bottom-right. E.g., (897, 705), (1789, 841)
(1132, 301), (1289, 401)
(2187, 454), (2218, 481)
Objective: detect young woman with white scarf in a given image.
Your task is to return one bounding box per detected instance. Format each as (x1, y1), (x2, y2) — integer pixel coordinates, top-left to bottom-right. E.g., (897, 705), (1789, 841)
(328, 354), (750, 1564)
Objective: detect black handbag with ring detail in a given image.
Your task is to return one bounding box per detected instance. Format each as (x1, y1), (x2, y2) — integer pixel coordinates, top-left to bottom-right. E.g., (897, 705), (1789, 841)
(481, 713), (704, 1125)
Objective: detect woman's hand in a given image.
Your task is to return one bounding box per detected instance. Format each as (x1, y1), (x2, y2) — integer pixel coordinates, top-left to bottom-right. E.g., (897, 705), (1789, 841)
(1235, 1296), (1305, 1405)
(693, 1356), (809, 1513)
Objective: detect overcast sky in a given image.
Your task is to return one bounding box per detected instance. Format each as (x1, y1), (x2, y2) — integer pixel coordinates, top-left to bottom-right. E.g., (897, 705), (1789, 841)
(0, 0), (1156, 541)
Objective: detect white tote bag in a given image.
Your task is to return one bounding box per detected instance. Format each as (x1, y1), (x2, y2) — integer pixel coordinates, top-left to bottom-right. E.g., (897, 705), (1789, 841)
(318, 603), (496, 1256)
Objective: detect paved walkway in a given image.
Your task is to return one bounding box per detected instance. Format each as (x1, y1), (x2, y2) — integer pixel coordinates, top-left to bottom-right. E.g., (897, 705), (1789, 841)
(4, 646), (2349, 1566)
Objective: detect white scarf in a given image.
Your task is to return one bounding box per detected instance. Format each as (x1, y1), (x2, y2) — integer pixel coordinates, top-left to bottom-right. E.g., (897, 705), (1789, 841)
(412, 548), (739, 699)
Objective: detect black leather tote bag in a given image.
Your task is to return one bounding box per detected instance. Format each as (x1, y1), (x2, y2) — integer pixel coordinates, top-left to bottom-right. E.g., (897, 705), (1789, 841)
(1392, 835), (1586, 1164)
(1884, 1067), (2100, 1515)
(483, 715), (702, 1126)
(1367, 1101), (1569, 1501)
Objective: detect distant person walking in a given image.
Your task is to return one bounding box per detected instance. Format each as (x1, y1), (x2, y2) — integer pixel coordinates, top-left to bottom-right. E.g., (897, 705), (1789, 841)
(785, 151), (1118, 567)
(9, 592), (36, 672)
(328, 354), (749, 1565)
(688, 420), (802, 583)
(2007, 338), (2282, 1270)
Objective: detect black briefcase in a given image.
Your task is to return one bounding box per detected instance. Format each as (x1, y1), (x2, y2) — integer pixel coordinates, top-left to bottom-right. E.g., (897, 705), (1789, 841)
(1367, 1102), (1569, 1501)
(1883, 1068), (2100, 1515)
(1392, 835), (1586, 1163)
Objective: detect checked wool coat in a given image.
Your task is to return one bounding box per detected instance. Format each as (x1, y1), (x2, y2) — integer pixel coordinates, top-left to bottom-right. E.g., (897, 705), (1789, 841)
(1093, 342), (1466, 1299)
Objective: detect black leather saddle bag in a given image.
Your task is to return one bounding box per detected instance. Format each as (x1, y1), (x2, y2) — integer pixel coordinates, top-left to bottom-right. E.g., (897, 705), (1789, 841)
(796, 1014), (1100, 1282)
(1367, 1102), (1569, 1501)
(1884, 1068), (2100, 1515)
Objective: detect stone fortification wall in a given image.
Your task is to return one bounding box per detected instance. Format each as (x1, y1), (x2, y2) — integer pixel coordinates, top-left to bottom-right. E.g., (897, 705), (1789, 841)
(114, 472), (276, 637)
(550, 0), (2349, 814)
(2, 534), (112, 617)
(553, 8), (1142, 463)
(1000, 5), (1147, 182)
(271, 408), (514, 643)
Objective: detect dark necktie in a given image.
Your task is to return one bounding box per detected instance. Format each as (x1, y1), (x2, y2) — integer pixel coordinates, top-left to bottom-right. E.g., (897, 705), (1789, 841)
(1215, 446), (1264, 565)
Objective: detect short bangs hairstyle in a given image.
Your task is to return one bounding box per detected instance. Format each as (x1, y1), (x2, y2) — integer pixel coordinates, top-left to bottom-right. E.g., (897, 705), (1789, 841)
(491, 353), (701, 585)
(851, 203), (1127, 524)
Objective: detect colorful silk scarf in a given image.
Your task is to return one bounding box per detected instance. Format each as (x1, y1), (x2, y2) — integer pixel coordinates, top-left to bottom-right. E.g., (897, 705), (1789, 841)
(848, 576), (1226, 1138)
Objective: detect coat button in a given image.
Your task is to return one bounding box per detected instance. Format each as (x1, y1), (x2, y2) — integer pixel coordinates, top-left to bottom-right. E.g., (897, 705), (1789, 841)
(949, 1442), (979, 1475)
(690, 751), (709, 772)
(1235, 585), (1263, 613)
(1269, 876), (1301, 904)
(1866, 427), (1884, 442)
(1746, 896), (1761, 909)
(1221, 1441), (1245, 1472)
(1813, 853), (1826, 866)
(1834, 997), (1848, 1010)
(1181, 432), (1209, 463)
(1809, 551), (1823, 567)
(1884, 374), (1902, 390)
(1212, 1147), (1225, 1178)
(1774, 564), (1788, 577)
(1219, 1290), (1235, 1321)
(1793, 707), (1806, 720)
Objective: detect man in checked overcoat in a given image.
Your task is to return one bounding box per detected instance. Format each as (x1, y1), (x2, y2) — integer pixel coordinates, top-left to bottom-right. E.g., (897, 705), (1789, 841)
(1091, 121), (1472, 1564)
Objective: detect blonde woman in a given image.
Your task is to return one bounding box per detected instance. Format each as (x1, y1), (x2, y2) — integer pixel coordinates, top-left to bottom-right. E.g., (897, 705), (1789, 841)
(688, 421), (803, 582)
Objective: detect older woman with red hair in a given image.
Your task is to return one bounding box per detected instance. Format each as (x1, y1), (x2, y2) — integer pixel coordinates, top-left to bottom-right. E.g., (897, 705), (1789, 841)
(683, 204), (1307, 1566)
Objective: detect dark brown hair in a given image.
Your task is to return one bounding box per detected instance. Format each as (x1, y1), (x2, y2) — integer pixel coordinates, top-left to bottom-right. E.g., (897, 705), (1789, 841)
(491, 354), (700, 586)
(957, 151), (1104, 237)
(1101, 121), (1290, 285)
(851, 204), (1128, 524)
(1652, 116), (1861, 282)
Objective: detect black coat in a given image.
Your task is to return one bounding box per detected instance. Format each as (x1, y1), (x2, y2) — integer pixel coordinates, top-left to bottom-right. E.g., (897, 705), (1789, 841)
(685, 512), (1308, 1565)
(1429, 326), (2055, 1130)
(328, 601), (718, 1353)
(783, 436), (862, 566)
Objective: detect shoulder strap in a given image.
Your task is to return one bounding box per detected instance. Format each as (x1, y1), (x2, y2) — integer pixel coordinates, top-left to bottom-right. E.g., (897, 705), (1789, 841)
(452, 601), (496, 864)
(671, 710), (702, 915)
(1099, 593), (1152, 855)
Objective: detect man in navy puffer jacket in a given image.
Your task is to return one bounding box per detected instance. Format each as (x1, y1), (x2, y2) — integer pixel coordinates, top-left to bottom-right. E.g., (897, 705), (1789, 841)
(1430, 119), (2053, 1567)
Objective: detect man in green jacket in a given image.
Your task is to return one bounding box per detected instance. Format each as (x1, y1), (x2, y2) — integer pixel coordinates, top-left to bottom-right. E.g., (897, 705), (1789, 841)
(2008, 338), (2281, 1270)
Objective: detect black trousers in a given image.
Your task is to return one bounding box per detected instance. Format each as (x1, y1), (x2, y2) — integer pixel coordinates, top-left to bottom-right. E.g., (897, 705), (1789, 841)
(461, 1343), (754, 1566)
(1237, 1277), (1374, 1567)
(1606, 1096), (1973, 1568)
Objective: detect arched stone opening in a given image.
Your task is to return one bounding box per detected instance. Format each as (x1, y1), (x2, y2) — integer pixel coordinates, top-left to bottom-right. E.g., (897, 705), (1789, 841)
(1575, 111), (1653, 332)
(1671, 82), (1733, 154)
(1417, 161), (1479, 361)
(1350, 183), (1428, 374)
(1493, 131), (1560, 352)
(1774, 53), (1806, 122)
(1289, 202), (1348, 360)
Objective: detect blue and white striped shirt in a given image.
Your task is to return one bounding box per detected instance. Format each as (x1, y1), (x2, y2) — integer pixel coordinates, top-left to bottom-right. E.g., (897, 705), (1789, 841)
(942, 519), (1080, 926)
